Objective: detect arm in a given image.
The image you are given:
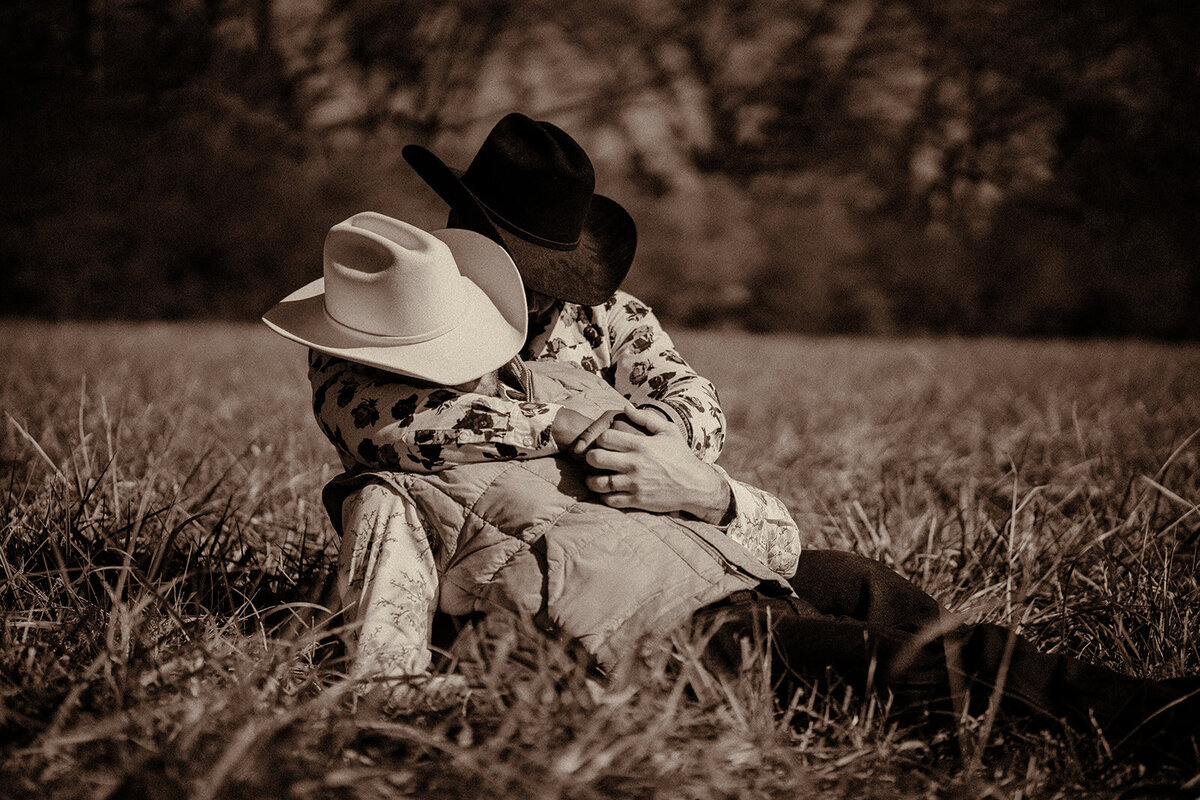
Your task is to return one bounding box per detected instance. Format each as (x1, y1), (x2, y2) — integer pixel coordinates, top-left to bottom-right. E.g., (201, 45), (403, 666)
(310, 351), (561, 472)
(709, 464), (801, 578)
(338, 481), (469, 710)
(602, 293), (727, 463)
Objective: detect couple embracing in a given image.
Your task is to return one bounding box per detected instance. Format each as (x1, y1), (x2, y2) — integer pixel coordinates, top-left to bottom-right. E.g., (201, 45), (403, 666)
(264, 114), (1198, 763)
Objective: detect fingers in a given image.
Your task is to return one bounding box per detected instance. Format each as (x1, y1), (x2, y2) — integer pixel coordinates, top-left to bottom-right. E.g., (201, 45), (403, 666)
(585, 447), (633, 472)
(377, 675), (471, 714)
(567, 405), (677, 458)
(609, 417), (642, 434)
(423, 674), (471, 707)
(585, 472), (634, 494)
(598, 492), (635, 509)
(569, 409), (620, 457)
(591, 428), (645, 453)
(623, 403), (677, 436)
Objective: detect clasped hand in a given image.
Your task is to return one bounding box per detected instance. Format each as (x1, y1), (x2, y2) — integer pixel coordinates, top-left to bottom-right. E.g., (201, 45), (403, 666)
(567, 404), (730, 522)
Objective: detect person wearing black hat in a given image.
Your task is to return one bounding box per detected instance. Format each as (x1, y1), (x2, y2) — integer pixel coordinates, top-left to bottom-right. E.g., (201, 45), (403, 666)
(286, 126), (1200, 758)
(291, 214), (1200, 762)
(309, 113), (732, 518)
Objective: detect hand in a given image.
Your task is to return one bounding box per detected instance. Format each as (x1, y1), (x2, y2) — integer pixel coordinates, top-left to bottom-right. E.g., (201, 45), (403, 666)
(374, 674), (472, 715)
(556, 405), (661, 458)
(552, 406), (635, 454)
(582, 405), (731, 520)
(568, 408), (626, 457)
(568, 405), (670, 457)
(551, 407), (595, 450)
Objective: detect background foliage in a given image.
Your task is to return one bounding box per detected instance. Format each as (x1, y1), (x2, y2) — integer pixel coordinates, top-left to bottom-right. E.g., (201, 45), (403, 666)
(2, 0), (1198, 335)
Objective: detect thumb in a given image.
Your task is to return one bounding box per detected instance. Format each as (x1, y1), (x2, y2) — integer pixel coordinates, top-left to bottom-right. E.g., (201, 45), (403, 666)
(621, 403), (677, 435)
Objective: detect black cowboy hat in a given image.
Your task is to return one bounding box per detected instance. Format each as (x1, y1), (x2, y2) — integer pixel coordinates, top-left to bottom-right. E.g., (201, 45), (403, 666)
(402, 113), (637, 307)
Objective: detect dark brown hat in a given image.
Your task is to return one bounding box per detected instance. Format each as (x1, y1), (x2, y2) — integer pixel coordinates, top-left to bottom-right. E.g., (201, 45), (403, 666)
(402, 113), (636, 306)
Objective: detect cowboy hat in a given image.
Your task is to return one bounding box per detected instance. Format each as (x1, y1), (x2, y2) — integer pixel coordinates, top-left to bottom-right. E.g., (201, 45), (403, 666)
(401, 113), (637, 307)
(262, 212), (527, 385)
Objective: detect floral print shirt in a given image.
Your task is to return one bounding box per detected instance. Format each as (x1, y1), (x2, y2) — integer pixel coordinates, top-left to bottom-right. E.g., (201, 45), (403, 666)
(309, 290), (726, 473)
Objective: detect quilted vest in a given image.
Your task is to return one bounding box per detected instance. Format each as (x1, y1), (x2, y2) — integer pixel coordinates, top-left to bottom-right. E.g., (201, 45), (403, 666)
(326, 456), (791, 668)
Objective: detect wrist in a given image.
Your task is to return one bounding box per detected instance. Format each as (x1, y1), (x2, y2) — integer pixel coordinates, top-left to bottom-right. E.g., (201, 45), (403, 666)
(683, 464), (733, 524)
(638, 401), (685, 437)
(551, 407), (590, 450)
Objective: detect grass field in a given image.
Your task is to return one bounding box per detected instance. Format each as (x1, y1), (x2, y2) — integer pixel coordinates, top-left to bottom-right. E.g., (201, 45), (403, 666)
(3, 322), (1199, 798)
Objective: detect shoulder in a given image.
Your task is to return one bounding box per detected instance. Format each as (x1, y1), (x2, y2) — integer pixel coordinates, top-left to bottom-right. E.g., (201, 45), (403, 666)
(593, 290), (654, 325)
(524, 359), (626, 406)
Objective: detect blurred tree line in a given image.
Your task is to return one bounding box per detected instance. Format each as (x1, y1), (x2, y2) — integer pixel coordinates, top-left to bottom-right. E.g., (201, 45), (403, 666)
(2, 0), (1198, 336)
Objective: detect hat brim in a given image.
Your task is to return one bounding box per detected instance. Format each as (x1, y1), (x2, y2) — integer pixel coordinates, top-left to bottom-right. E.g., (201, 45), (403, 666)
(403, 144), (636, 307)
(262, 228), (527, 385)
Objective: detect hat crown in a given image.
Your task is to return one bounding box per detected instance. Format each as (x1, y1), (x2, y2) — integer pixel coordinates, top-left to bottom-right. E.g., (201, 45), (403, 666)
(323, 213), (464, 340)
(463, 113), (595, 247)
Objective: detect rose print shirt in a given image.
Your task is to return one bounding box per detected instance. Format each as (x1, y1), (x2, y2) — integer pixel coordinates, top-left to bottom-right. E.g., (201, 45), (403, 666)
(309, 291), (727, 473)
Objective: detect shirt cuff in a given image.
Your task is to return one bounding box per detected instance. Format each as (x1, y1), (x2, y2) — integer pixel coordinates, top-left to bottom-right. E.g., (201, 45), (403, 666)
(518, 401), (563, 452)
(707, 464), (741, 529)
(637, 400), (687, 437)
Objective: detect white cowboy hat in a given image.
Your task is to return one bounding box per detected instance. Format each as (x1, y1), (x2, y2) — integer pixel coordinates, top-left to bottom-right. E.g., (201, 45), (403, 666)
(262, 212), (527, 385)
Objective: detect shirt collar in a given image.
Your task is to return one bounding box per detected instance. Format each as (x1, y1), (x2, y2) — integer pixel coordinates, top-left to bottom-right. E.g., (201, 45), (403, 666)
(496, 357), (532, 400)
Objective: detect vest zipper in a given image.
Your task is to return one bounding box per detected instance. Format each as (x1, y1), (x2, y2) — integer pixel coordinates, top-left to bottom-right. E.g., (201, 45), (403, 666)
(677, 519), (760, 583)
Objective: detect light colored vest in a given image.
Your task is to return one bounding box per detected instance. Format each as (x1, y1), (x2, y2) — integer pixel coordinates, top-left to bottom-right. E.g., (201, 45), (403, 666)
(326, 456), (791, 668)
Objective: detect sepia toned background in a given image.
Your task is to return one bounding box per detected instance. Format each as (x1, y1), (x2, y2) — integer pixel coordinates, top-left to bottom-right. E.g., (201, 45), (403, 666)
(3, 0), (1198, 337)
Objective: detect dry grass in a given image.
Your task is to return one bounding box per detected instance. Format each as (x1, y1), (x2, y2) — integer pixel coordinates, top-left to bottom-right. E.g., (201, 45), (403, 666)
(2, 322), (1199, 799)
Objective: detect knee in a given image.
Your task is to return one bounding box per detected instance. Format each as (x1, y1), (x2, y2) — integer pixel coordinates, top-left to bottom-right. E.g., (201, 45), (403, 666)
(794, 550), (905, 596)
(795, 549), (880, 580)
(795, 549), (943, 628)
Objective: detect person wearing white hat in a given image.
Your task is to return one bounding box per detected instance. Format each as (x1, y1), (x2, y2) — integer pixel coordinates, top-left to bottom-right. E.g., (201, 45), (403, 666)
(262, 210), (529, 386)
(264, 211), (802, 711)
(306, 114), (730, 511)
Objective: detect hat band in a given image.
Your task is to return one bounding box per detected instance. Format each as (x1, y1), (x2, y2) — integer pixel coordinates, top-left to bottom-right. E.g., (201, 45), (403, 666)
(473, 193), (581, 251)
(322, 302), (462, 344)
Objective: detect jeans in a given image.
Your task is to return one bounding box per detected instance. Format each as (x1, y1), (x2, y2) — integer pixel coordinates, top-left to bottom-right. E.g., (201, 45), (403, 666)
(697, 551), (1199, 761)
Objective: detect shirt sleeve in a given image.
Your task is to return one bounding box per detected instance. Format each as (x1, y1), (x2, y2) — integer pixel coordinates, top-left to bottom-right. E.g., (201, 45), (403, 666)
(338, 481), (437, 683)
(601, 294), (727, 463)
(710, 465), (801, 578)
(309, 351), (561, 473)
